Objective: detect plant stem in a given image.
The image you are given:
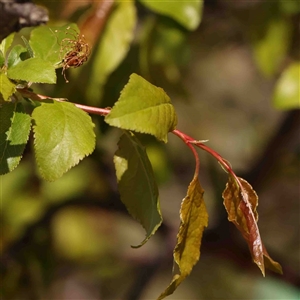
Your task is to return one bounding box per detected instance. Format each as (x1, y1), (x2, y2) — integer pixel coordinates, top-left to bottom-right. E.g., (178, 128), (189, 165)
(18, 87), (242, 187)
(172, 129), (242, 188)
(172, 129), (200, 178)
(71, 103), (110, 116)
(18, 88), (111, 116)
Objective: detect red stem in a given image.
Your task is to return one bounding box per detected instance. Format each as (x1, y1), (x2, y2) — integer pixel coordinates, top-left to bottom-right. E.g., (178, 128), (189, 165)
(172, 129), (200, 178)
(18, 88), (110, 116)
(172, 129), (242, 189)
(18, 88), (240, 186)
(72, 103), (110, 116)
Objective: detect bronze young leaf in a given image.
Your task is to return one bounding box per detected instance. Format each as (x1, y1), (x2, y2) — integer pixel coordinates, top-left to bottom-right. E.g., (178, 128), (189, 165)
(222, 176), (282, 276)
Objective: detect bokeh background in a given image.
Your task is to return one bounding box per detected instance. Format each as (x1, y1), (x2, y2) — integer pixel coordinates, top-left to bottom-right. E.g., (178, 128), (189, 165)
(1, 1), (299, 299)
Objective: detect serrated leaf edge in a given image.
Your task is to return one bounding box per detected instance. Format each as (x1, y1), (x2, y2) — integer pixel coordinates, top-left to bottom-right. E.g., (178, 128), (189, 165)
(32, 103), (95, 181)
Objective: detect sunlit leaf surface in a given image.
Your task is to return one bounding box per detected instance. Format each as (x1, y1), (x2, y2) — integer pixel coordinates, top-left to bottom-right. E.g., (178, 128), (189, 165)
(0, 73), (16, 101)
(140, 0), (203, 31)
(29, 23), (79, 66)
(32, 101), (95, 181)
(273, 62), (300, 110)
(7, 57), (56, 84)
(7, 45), (28, 69)
(0, 33), (15, 56)
(105, 73), (177, 143)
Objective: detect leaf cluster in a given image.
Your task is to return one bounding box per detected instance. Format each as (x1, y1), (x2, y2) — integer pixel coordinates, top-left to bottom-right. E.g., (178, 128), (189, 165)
(0, 1), (289, 298)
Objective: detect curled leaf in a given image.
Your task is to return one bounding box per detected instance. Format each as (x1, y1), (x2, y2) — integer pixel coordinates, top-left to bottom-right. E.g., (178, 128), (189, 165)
(222, 176), (282, 276)
(159, 177), (208, 299)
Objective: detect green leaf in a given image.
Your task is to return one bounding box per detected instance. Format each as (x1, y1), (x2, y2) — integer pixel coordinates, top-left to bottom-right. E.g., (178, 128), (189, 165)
(7, 45), (28, 69)
(140, 0), (203, 30)
(222, 176), (282, 276)
(52, 208), (106, 260)
(252, 18), (291, 77)
(273, 62), (300, 110)
(0, 51), (4, 68)
(21, 36), (34, 58)
(105, 73), (177, 143)
(0, 73), (16, 101)
(279, 0), (300, 15)
(114, 131), (162, 247)
(32, 101), (95, 181)
(144, 20), (191, 85)
(7, 57), (56, 84)
(152, 22), (190, 67)
(29, 23), (79, 66)
(0, 33), (15, 56)
(0, 102), (31, 174)
(158, 177), (208, 299)
(86, 1), (136, 102)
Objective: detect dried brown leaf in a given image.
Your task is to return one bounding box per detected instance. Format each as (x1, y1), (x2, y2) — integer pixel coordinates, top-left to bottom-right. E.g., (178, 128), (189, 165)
(222, 176), (282, 276)
(158, 177), (208, 299)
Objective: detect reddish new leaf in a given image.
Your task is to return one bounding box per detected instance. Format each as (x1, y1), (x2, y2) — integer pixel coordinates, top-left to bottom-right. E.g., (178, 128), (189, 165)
(222, 176), (282, 276)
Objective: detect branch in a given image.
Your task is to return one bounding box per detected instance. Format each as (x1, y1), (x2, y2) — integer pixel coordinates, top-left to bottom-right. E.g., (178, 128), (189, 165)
(172, 129), (242, 188)
(18, 88), (110, 116)
(172, 129), (201, 178)
(18, 87), (241, 185)
(80, 0), (115, 46)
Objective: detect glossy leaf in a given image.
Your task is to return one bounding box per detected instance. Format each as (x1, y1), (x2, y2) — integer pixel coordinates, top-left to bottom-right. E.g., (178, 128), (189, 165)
(273, 62), (300, 110)
(86, 1), (136, 102)
(7, 57), (56, 84)
(29, 23), (79, 66)
(222, 176), (282, 276)
(32, 101), (95, 181)
(114, 131), (162, 247)
(0, 102), (31, 174)
(0, 73), (16, 101)
(105, 73), (177, 143)
(159, 177), (208, 299)
(0, 33), (15, 56)
(140, 0), (203, 30)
